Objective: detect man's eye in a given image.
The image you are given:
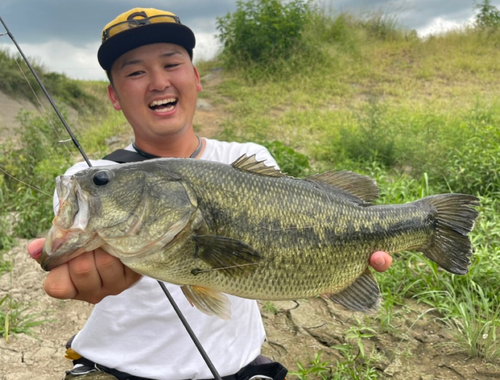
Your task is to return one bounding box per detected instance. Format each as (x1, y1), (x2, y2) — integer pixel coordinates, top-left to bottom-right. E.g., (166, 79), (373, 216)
(127, 71), (143, 77)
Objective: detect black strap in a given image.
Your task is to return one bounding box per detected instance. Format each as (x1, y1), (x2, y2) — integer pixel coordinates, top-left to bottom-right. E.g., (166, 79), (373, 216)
(103, 149), (151, 163)
(71, 357), (287, 380)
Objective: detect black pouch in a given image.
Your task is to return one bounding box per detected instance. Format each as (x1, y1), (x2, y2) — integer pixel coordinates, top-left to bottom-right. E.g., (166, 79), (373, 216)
(235, 361), (287, 380)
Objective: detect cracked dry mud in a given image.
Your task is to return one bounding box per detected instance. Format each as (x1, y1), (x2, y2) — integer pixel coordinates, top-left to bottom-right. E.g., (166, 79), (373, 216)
(1, 240), (499, 380)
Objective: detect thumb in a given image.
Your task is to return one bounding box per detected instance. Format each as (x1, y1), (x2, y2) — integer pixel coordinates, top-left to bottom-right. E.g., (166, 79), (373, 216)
(28, 238), (46, 262)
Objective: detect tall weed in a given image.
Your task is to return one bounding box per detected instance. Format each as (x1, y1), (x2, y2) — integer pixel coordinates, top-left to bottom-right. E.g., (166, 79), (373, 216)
(339, 98), (396, 167)
(0, 110), (72, 237)
(0, 295), (49, 341)
(0, 49), (100, 113)
(438, 102), (500, 195)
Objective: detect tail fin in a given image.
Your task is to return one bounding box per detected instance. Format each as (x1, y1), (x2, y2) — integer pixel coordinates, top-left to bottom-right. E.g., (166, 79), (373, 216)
(418, 194), (479, 275)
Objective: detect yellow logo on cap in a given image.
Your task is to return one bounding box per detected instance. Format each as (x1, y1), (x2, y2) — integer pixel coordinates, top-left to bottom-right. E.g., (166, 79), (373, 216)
(101, 8), (180, 42)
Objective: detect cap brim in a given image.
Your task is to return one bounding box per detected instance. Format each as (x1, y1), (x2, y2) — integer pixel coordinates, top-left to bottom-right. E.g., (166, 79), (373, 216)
(98, 23), (196, 71)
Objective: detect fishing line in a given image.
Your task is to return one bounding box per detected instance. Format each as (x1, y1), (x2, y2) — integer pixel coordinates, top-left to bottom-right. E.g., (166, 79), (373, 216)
(0, 15), (223, 380)
(0, 17), (91, 167)
(11, 55), (73, 155)
(0, 166), (52, 197)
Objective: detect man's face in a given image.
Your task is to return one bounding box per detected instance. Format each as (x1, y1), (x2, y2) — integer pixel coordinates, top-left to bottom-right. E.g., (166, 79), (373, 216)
(108, 43), (202, 146)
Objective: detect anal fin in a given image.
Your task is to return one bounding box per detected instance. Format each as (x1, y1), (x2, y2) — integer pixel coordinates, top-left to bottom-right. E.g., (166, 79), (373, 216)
(181, 284), (231, 320)
(324, 269), (381, 312)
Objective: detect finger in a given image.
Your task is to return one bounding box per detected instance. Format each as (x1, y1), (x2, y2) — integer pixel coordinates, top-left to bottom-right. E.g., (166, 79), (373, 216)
(66, 251), (106, 303)
(43, 263), (78, 300)
(369, 251), (393, 273)
(28, 238), (46, 261)
(94, 249), (142, 296)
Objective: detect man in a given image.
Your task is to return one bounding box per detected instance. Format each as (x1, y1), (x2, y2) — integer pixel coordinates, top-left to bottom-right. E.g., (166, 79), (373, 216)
(28, 8), (393, 380)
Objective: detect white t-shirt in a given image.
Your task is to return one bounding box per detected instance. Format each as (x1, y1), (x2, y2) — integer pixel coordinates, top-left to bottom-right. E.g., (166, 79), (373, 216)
(57, 139), (278, 380)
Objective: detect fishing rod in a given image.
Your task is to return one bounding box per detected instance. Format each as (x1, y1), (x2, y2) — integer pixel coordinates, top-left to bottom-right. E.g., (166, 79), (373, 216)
(0, 15), (223, 380)
(0, 17), (92, 168)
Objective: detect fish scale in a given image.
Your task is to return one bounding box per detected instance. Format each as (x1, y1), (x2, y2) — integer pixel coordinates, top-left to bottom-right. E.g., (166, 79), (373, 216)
(41, 155), (479, 319)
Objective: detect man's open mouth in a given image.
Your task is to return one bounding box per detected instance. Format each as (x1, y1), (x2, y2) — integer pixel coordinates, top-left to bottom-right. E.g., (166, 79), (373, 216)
(149, 98), (178, 112)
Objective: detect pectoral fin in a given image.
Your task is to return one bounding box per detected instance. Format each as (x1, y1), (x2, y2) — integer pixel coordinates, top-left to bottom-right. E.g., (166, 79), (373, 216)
(324, 269), (381, 312)
(181, 285), (231, 320)
(193, 235), (263, 275)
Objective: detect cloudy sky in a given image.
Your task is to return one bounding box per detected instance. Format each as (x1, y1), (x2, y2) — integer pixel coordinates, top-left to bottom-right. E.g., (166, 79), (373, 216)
(0, 0), (497, 81)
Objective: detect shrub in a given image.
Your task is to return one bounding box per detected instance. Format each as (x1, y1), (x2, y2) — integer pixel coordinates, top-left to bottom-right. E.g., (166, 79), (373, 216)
(216, 0), (312, 68)
(262, 140), (311, 177)
(475, 0), (500, 29)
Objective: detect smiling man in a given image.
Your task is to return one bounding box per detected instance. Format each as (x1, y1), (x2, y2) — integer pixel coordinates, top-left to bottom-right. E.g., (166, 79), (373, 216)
(28, 7), (393, 380)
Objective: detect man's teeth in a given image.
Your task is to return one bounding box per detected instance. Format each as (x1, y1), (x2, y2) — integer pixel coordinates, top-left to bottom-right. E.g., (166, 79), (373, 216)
(149, 98), (177, 110)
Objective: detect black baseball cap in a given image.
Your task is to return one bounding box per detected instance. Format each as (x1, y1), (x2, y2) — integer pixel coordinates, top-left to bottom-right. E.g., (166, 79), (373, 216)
(98, 8), (196, 71)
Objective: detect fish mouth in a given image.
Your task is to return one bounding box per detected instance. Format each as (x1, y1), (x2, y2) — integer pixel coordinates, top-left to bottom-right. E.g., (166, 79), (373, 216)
(40, 227), (92, 271)
(41, 176), (97, 271)
(149, 97), (178, 112)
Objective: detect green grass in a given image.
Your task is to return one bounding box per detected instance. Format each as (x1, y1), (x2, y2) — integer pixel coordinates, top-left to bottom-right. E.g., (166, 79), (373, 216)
(0, 295), (50, 341)
(212, 2), (500, 375)
(0, 0), (499, 371)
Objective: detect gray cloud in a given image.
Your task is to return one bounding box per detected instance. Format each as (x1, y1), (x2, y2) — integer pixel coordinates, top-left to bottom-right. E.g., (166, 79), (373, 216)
(1, 0), (496, 45)
(322, 0), (482, 29)
(0, 0), (238, 46)
(1, 0), (498, 80)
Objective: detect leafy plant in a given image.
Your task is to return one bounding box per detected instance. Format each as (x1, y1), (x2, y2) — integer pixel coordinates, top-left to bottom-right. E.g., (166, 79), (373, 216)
(330, 344), (380, 379)
(216, 0), (312, 71)
(262, 301), (279, 315)
(475, 0), (500, 29)
(262, 140), (311, 177)
(291, 351), (332, 380)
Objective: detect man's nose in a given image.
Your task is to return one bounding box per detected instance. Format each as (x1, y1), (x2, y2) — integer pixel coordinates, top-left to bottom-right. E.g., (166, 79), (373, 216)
(149, 70), (171, 91)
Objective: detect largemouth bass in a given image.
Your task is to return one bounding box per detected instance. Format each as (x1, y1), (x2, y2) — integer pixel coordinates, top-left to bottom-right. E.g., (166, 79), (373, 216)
(41, 155), (479, 319)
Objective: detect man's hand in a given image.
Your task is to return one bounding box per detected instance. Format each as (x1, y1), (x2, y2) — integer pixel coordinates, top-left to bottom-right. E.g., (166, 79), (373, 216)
(369, 251), (392, 272)
(28, 238), (142, 304)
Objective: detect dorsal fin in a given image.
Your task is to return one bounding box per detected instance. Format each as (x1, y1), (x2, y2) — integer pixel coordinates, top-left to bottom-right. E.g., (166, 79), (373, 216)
(306, 171), (379, 204)
(231, 154), (284, 177)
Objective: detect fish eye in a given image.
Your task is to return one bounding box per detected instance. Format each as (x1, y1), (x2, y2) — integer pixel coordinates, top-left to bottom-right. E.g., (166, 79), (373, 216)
(93, 171), (110, 186)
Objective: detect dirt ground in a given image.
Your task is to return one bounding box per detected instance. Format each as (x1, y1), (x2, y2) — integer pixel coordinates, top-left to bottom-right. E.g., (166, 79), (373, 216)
(1, 240), (499, 380)
(1, 75), (500, 379)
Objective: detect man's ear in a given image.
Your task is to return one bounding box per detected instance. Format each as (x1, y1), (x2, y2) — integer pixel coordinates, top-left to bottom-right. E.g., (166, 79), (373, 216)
(108, 85), (122, 110)
(194, 66), (202, 93)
